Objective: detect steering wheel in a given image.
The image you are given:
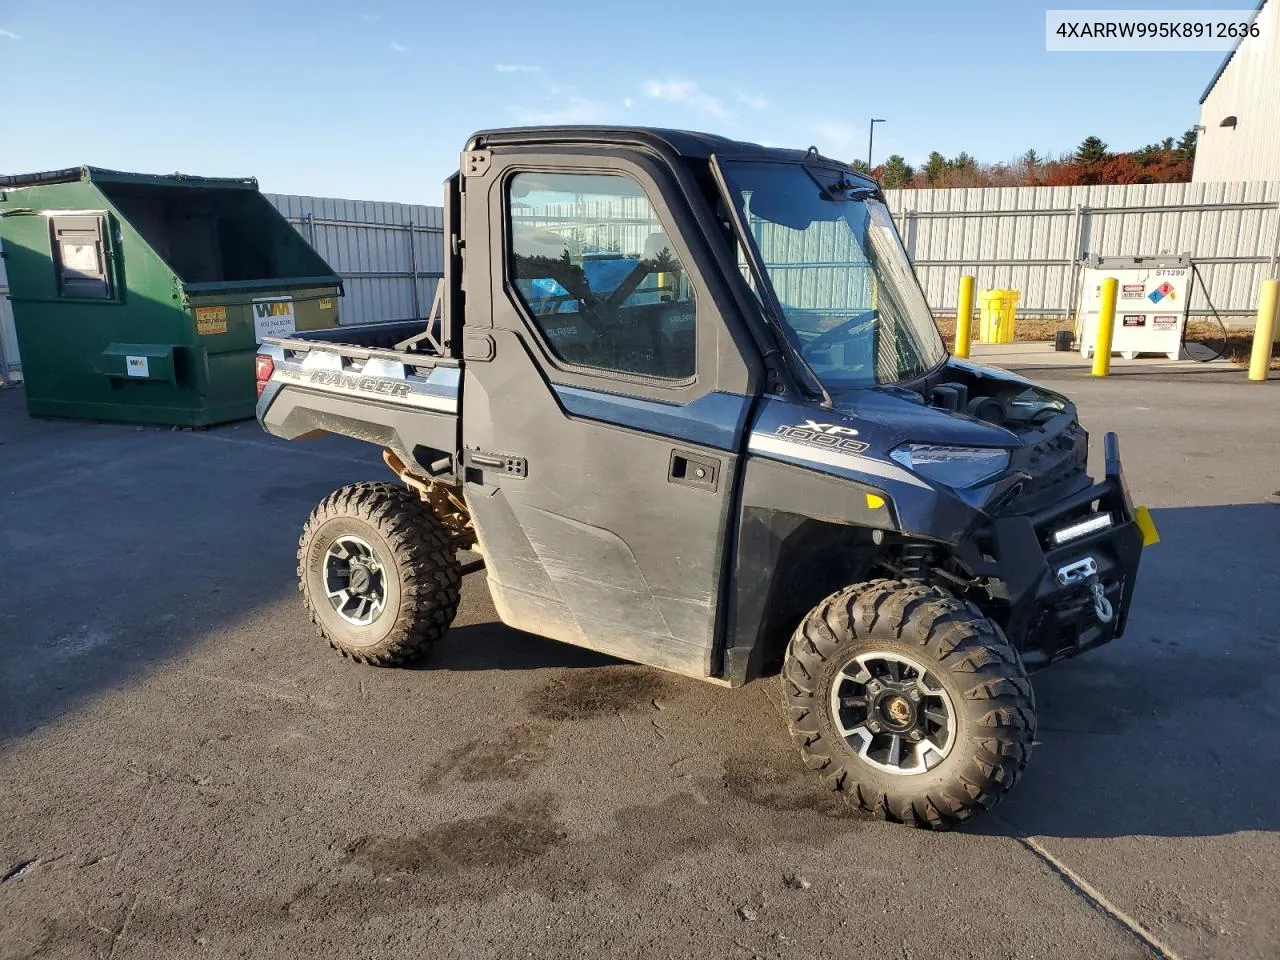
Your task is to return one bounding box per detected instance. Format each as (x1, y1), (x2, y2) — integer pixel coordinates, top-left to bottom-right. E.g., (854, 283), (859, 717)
(801, 310), (877, 356)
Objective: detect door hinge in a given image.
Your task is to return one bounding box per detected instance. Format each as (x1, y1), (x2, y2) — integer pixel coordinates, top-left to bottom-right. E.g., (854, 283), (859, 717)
(463, 150), (492, 179)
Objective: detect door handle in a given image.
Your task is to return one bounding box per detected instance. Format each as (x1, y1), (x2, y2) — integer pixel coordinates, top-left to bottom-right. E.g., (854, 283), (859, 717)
(669, 450), (719, 492)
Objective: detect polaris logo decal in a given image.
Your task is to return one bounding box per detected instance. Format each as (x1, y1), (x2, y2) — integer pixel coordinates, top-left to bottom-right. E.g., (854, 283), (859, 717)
(309, 370), (411, 398)
(775, 423), (869, 455)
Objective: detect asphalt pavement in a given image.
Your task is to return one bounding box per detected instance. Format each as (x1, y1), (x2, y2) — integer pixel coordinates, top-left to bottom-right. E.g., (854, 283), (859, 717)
(1, 364), (1278, 960)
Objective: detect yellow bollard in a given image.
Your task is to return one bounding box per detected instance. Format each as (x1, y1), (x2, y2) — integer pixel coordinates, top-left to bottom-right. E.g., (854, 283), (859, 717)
(1092, 277), (1119, 377)
(1249, 278), (1279, 381)
(955, 275), (976, 359)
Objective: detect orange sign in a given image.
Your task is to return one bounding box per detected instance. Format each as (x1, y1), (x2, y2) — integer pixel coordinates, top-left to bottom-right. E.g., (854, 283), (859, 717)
(195, 306), (228, 335)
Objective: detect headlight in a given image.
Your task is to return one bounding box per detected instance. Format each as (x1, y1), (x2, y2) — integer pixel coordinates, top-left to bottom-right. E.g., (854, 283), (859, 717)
(889, 444), (1010, 489)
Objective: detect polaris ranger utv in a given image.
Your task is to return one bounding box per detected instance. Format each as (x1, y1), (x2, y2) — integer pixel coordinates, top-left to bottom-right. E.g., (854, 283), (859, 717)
(256, 127), (1152, 829)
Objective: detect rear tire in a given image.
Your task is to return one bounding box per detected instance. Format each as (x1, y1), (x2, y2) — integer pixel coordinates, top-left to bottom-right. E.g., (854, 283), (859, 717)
(298, 482), (461, 666)
(782, 579), (1035, 830)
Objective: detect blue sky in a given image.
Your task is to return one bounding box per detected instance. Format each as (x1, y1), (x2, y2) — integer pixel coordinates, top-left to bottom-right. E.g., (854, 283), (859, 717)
(0, 0), (1245, 204)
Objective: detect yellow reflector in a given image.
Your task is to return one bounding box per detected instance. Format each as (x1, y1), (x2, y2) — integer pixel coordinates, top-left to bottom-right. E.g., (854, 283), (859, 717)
(866, 493), (886, 510)
(1134, 506), (1160, 546)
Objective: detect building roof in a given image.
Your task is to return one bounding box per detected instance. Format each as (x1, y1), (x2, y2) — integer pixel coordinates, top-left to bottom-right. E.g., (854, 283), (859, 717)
(1200, 0), (1269, 104)
(0, 166), (258, 191)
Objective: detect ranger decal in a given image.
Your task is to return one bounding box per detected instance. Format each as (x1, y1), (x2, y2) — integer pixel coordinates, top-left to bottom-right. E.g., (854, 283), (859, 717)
(309, 370), (411, 398)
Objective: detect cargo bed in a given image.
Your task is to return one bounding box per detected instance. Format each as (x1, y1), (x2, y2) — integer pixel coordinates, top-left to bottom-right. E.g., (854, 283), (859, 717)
(256, 319), (460, 481)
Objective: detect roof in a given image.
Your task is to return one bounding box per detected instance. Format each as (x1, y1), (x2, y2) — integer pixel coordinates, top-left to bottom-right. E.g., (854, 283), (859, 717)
(467, 125), (876, 186)
(0, 166), (258, 191)
(1200, 0), (1268, 104)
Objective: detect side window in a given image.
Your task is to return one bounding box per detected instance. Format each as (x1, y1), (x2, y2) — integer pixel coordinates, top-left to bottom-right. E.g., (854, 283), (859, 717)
(508, 171), (696, 380)
(50, 215), (112, 299)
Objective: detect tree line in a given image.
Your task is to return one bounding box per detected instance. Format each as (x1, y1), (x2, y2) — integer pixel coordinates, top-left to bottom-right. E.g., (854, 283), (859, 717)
(853, 130), (1199, 189)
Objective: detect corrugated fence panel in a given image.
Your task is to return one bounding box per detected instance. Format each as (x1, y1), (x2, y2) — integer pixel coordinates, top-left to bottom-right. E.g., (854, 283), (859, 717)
(265, 193), (445, 327)
(886, 179), (1280, 319)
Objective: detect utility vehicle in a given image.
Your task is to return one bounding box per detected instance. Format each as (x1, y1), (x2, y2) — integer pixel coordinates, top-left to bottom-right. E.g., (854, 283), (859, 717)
(255, 127), (1151, 829)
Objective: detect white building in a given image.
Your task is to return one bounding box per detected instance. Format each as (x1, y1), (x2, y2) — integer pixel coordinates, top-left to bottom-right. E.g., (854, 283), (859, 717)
(1193, 1), (1280, 182)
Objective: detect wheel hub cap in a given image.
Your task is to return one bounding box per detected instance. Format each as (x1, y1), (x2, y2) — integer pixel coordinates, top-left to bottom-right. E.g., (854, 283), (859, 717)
(323, 535), (386, 626)
(830, 651), (956, 776)
(348, 564), (372, 594)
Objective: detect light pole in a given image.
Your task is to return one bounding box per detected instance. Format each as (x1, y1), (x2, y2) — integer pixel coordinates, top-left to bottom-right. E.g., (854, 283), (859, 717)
(867, 118), (886, 170)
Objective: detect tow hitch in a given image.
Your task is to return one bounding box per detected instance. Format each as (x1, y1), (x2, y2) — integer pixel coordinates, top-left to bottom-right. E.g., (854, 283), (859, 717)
(1089, 582), (1114, 624)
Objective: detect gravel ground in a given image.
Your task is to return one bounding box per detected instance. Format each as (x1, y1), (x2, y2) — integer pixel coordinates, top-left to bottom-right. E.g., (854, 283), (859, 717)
(1, 366), (1277, 960)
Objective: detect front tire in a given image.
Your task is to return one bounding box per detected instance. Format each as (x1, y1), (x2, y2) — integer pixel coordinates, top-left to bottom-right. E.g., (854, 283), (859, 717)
(298, 482), (461, 666)
(782, 579), (1035, 830)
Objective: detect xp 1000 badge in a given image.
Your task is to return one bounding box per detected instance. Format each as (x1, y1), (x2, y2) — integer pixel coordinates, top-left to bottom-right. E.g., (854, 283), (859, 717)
(775, 421), (869, 455)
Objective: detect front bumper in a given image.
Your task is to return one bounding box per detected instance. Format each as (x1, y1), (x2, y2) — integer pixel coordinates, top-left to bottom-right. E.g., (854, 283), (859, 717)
(974, 433), (1145, 669)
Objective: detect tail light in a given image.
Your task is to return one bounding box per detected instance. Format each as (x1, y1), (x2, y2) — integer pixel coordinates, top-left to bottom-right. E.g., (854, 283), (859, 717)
(255, 355), (275, 398)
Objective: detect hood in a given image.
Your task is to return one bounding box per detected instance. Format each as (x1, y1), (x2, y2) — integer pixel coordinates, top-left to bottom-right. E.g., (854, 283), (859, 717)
(827, 387), (1020, 449)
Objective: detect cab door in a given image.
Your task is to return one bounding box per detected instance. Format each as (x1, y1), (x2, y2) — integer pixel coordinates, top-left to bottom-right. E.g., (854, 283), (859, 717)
(459, 146), (760, 678)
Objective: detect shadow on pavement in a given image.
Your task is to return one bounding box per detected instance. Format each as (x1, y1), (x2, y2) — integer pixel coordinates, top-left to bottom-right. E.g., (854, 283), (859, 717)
(0, 392), (601, 749)
(423, 623), (616, 673)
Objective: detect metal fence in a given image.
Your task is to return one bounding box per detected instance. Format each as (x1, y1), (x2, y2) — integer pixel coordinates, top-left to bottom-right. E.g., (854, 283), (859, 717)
(883, 179), (1280, 322)
(264, 194), (444, 326)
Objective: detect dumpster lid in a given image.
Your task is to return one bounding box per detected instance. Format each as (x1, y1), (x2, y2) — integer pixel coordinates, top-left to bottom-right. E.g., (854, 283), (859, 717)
(0, 166), (258, 191)
(184, 277), (343, 295)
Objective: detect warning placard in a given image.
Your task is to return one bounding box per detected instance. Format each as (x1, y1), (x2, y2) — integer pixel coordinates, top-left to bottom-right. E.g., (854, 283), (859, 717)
(195, 306), (228, 336)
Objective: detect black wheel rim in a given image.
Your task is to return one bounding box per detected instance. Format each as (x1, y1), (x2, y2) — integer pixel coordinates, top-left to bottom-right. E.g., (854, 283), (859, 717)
(323, 535), (387, 626)
(829, 651), (956, 776)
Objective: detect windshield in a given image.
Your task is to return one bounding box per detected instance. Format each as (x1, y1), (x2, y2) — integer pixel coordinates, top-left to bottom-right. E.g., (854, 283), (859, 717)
(722, 161), (947, 389)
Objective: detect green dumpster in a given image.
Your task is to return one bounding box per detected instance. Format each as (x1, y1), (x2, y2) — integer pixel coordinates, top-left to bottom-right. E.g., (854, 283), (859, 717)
(0, 166), (343, 425)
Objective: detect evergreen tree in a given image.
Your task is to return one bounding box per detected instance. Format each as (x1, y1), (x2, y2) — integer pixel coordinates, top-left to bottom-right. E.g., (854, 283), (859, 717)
(881, 155), (916, 189)
(923, 151), (947, 184)
(1133, 144), (1160, 166)
(1074, 136), (1108, 164)
(1175, 127), (1199, 162)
